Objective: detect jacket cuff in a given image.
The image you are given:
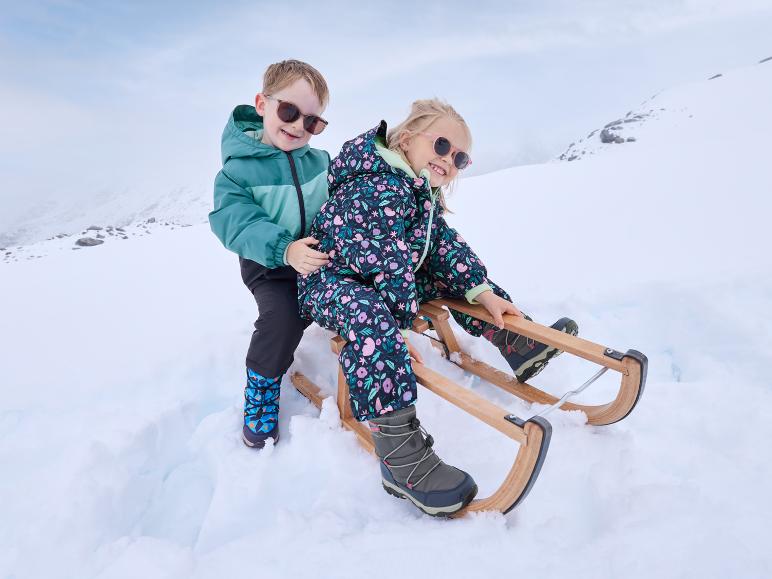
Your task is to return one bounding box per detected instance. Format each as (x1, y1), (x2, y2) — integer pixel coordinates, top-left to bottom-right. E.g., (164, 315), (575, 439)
(272, 234), (295, 269)
(282, 243), (291, 266)
(465, 283), (492, 304)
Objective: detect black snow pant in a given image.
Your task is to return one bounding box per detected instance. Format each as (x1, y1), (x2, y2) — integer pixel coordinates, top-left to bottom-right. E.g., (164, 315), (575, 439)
(240, 257), (311, 378)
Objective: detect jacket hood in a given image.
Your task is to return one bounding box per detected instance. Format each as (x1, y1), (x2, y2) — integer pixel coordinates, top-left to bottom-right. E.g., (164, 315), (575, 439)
(220, 104), (312, 165)
(329, 121), (432, 196)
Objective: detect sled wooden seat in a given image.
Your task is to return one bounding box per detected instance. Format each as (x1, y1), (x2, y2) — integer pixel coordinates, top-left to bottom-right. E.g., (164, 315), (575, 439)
(291, 335), (552, 516)
(414, 299), (648, 426)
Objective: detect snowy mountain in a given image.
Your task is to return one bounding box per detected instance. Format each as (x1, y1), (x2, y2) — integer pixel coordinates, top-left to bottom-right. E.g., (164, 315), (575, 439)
(1, 62), (771, 578)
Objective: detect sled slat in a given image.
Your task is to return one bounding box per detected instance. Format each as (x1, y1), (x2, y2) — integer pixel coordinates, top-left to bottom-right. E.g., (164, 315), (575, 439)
(434, 298), (627, 373)
(413, 363), (527, 445)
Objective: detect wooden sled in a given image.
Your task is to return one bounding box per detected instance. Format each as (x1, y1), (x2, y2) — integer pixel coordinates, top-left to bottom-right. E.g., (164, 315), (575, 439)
(291, 299), (646, 516)
(416, 299), (648, 426)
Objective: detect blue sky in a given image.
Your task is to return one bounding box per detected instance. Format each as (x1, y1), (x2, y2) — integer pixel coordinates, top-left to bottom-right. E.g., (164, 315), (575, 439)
(1, 0), (772, 243)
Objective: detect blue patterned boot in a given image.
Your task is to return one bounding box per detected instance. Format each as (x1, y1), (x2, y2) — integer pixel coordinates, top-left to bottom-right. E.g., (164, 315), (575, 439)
(242, 368), (281, 448)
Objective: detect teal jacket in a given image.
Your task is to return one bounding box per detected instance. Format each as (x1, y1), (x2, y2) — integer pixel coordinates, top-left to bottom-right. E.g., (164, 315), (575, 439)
(208, 105), (330, 268)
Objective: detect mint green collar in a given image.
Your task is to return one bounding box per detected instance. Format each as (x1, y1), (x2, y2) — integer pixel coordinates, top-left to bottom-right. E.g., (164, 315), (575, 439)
(375, 138), (438, 194)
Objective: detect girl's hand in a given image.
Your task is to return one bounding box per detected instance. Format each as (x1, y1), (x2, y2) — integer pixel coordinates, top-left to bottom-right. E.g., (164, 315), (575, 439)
(475, 290), (523, 329)
(287, 237), (329, 275)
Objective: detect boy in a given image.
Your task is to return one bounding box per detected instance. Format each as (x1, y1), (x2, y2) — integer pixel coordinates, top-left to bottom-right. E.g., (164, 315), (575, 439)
(209, 60), (331, 449)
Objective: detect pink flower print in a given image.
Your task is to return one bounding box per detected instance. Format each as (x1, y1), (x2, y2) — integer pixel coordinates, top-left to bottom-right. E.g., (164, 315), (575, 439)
(439, 247), (447, 255)
(456, 262), (468, 272)
(329, 249), (336, 258)
(396, 239), (408, 251)
(358, 312), (368, 323)
(362, 337), (376, 356)
(354, 138), (363, 144)
(412, 251), (419, 262)
(357, 367), (368, 378)
(414, 178), (424, 187)
(410, 301), (417, 313)
(354, 233), (363, 241)
(335, 159), (342, 167)
(374, 272), (384, 283)
(383, 378), (393, 393)
(379, 321), (390, 331)
(376, 360), (385, 371)
(373, 228), (380, 235)
(377, 184), (386, 191)
(324, 290), (333, 299)
(363, 161), (372, 169)
(384, 207), (396, 216)
(348, 329), (357, 341)
(402, 391), (413, 401)
(349, 159), (356, 167)
(375, 397), (382, 413)
(405, 272), (413, 282)
(354, 214), (363, 223)
(424, 200), (432, 210)
(361, 240), (369, 248)
(333, 215), (343, 226)
(456, 234), (466, 243)
(389, 262), (398, 270)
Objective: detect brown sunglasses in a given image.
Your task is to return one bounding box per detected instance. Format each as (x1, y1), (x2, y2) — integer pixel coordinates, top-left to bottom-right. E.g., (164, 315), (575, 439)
(264, 95), (328, 135)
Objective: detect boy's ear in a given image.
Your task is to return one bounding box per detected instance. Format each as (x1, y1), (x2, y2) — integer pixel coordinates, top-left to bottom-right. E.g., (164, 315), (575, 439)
(254, 93), (266, 115)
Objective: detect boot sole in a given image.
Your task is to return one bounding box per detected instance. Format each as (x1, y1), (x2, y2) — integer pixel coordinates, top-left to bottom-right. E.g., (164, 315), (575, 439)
(241, 429), (279, 449)
(381, 478), (478, 517)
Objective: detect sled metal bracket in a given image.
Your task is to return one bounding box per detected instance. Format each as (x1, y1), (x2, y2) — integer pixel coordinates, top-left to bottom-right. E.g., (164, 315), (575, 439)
(603, 348), (625, 361)
(529, 366), (609, 419)
(505, 414), (526, 427)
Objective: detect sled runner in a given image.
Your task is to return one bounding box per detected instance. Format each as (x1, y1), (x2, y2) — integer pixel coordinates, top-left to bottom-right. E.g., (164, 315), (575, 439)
(416, 299), (648, 427)
(291, 299), (647, 516)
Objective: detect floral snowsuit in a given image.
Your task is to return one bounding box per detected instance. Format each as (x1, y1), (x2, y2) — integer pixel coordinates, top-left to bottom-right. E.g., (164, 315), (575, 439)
(298, 122), (510, 421)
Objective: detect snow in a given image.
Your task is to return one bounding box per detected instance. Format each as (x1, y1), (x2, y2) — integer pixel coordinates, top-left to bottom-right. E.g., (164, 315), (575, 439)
(2, 62), (772, 578)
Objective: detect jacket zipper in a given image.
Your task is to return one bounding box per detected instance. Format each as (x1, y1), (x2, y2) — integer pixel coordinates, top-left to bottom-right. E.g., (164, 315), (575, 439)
(413, 190), (437, 272)
(285, 151), (306, 238)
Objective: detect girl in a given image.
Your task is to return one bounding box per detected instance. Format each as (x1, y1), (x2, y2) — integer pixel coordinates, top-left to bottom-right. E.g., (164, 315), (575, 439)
(297, 100), (578, 516)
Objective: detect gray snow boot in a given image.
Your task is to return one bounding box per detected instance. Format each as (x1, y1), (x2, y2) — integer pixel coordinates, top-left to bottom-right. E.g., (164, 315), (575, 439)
(368, 405), (477, 516)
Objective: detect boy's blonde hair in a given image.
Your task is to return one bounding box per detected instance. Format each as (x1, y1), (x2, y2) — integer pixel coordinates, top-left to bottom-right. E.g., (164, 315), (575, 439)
(262, 59), (329, 108)
(386, 99), (472, 211)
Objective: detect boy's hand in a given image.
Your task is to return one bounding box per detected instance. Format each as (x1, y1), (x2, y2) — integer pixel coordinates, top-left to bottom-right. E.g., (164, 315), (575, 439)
(287, 237), (329, 275)
(475, 290), (523, 329)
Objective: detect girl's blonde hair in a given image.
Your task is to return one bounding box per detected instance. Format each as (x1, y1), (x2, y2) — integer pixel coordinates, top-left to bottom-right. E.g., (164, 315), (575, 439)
(385, 99), (472, 212)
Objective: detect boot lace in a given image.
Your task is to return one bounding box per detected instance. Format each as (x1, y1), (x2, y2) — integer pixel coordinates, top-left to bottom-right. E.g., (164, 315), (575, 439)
(371, 418), (443, 490)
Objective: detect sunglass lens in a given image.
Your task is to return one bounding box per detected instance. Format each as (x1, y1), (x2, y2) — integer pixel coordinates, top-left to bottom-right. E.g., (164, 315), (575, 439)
(304, 115), (327, 135)
(454, 152), (470, 170)
(276, 101), (300, 123)
(433, 136), (452, 157)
